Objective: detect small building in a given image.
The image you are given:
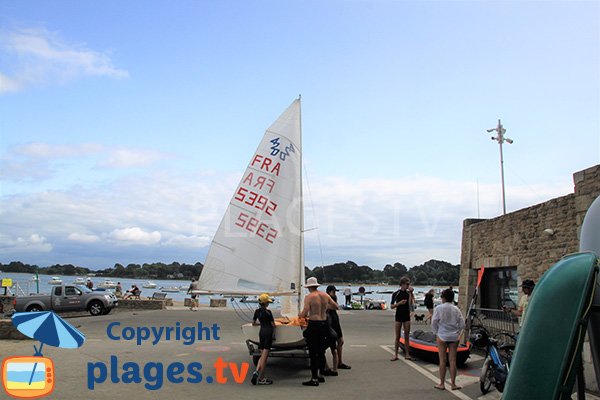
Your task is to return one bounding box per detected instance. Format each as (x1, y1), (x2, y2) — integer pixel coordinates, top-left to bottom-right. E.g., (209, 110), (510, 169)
(458, 164), (600, 391)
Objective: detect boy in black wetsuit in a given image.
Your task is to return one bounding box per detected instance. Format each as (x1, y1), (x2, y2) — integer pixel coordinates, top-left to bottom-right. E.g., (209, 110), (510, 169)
(251, 293), (275, 385)
(390, 276), (415, 361)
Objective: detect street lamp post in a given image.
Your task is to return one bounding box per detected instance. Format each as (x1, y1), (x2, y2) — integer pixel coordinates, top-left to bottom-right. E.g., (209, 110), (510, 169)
(487, 119), (513, 215)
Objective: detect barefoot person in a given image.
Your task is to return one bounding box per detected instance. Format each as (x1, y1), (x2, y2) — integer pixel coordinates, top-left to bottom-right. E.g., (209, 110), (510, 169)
(390, 276), (415, 361)
(251, 293), (275, 385)
(323, 285), (351, 375)
(432, 288), (465, 391)
(300, 277), (338, 387)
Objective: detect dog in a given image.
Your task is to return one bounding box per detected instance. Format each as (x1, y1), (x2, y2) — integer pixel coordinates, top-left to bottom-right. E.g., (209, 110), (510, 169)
(414, 314), (425, 323)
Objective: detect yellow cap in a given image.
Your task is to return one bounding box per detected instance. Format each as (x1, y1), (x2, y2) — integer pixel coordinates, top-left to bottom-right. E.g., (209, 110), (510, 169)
(259, 293), (273, 304)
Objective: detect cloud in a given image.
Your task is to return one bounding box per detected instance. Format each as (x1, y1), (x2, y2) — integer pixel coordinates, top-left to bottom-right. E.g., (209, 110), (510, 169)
(0, 164), (572, 269)
(108, 227), (162, 245)
(164, 234), (211, 248)
(0, 233), (53, 255)
(0, 27), (128, 93)
(68, 232), (100, 243)
(14, 143), (103, 159)
(0, 71), (21, 93)
(97, 148), (168, 169)
(0, 143), (170, 181)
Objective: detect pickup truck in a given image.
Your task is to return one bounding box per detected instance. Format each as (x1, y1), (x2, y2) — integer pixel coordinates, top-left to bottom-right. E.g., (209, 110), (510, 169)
(15, 285), (118, 316)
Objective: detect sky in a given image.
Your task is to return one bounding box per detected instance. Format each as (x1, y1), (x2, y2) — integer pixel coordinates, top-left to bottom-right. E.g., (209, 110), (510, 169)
(0, 1), (599, 271)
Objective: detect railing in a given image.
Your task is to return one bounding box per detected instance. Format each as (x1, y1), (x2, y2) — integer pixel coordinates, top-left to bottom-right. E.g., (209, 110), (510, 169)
(468, 307), (519, 344)
(3, 281), (38, 297)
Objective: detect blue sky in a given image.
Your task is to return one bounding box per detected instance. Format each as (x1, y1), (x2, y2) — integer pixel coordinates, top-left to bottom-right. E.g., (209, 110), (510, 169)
(1, 1), (599, 270)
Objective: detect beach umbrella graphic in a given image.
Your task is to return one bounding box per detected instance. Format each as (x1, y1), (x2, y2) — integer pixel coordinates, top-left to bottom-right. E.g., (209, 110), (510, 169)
(11, 311), (85, 385)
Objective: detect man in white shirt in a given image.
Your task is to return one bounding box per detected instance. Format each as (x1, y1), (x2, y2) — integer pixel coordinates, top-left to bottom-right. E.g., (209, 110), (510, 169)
(343, 285), (352, 306)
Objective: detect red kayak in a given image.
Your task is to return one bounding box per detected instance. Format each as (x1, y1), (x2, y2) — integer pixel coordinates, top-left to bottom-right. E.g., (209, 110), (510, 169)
(399, 330), (471, 366)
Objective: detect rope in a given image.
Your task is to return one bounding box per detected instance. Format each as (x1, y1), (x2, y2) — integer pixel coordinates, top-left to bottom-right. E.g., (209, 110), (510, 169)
(304, 165), (326, 280)
(229, 298), (253, 323)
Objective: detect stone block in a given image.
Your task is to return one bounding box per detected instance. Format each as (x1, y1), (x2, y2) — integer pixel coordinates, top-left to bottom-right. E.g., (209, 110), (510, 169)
(0, 320), (30, 340)
(210, 298), (227, 307)
(116, 299), (165, 310)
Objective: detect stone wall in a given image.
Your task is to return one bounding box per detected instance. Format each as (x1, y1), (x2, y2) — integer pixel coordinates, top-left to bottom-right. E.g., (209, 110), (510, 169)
(0, 295), (16, 318)
(0, 320), (29, 340)
(116, 299), (167, 311)
(459, 164), (600, 393)
(459, 165), (600, 309)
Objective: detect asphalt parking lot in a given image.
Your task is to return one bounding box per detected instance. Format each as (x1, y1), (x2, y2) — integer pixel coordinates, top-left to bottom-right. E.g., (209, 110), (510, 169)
(0, 307), (501, 400)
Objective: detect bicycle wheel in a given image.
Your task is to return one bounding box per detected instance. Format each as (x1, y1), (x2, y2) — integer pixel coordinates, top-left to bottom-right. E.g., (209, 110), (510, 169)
(480, 359), (494, 394)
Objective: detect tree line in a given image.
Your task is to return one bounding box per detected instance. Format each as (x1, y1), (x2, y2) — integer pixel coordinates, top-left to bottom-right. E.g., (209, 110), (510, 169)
(0, 261), (203, 280)
(305, 259), (459, 285)
(1, 259), (459, 285)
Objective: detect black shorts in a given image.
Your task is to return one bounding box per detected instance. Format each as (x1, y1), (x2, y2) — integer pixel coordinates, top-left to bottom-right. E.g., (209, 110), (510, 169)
(259, 327), (274, 350)
(191, 294), (197, 299)
(331, 320), (343, 339)
(328, 328), (338, 349)
(395, 310), (411, 323)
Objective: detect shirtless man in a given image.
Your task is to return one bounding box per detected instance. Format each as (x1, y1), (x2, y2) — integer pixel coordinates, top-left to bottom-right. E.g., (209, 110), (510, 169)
(300, 277), (338, 387)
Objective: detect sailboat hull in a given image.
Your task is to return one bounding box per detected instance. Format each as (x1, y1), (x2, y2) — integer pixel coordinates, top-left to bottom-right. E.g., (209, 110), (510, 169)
(242, 323), (306, 349)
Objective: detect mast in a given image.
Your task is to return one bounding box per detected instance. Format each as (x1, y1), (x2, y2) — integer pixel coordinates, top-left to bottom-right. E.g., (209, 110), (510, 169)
(298, 95), (305, 312)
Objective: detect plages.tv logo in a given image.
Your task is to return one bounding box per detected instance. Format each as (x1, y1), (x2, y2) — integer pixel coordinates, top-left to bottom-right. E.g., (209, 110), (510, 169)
(1, 311), (85, 399)
(2, 356), (55, 399)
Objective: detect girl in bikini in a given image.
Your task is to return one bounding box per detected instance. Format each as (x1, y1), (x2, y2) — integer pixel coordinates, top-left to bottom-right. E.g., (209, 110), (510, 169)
(431, 288), (465, 391)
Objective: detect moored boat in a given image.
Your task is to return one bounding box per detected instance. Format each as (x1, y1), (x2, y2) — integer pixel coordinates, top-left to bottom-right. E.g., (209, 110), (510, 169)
(48, 277), (62, 285)
(98, 279), (118, 289)
(142, 281), (157, 289)
(160, 286), (180, 293)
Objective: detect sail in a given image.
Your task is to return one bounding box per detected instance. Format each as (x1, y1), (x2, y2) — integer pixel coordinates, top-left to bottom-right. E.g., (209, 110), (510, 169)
(198, 99), (303, 316)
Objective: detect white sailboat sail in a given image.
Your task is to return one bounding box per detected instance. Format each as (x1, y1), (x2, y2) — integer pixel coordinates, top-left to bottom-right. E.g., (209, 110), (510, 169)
(198, 98), (305, 317)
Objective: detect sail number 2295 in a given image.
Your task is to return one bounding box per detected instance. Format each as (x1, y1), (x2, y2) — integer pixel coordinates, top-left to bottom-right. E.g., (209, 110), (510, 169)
(235, 212), (278, 244)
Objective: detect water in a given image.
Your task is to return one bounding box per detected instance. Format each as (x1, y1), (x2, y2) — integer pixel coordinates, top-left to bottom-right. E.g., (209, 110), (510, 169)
(1, 272), (202, 304)
(0, 272), (456, 311)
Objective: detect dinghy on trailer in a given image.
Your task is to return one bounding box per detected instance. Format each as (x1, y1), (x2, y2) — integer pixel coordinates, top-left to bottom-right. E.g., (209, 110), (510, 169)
(196, 99), (308, 360)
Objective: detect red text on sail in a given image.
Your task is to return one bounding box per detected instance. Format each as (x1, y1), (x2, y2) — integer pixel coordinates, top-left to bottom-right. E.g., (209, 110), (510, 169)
(250, 155), (281, 176)
(235, 212), (278, 244)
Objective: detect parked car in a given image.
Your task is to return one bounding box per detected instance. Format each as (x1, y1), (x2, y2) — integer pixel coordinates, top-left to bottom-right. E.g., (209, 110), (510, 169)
(14, 285), (118, 316)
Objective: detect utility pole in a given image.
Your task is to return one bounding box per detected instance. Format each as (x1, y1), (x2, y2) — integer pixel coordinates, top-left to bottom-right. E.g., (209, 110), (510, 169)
(487, 119), (513, 215)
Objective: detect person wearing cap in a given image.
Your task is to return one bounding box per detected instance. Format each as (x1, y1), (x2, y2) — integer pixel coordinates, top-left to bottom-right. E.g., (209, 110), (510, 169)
(504, 279), (535, 327)
(324, 285), (351, 373)
(251, 293), (275, 385)
(300, 277), (338, 386)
